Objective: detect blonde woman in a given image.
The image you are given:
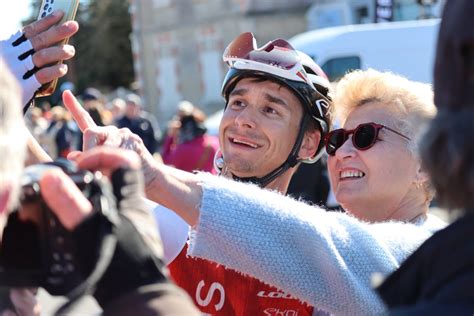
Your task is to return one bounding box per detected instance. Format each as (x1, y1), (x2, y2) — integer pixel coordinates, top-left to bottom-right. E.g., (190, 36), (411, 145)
(326, 68), (436, 223)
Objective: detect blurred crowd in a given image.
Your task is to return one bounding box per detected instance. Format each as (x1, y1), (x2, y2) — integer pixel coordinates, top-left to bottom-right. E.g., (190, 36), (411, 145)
(26, 86), (226, 174)
(25, 88), (160, 160)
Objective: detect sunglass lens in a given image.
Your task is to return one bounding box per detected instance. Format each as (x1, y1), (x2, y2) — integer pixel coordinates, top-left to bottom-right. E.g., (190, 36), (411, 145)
(224, 32), (255, 59)
(354, 124), (377, 149)
(224, 33), (300, 70)
(326, 130), (346, 156)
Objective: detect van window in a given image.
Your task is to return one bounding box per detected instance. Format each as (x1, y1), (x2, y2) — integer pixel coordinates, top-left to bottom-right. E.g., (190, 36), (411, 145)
(321, 56), (361, 81)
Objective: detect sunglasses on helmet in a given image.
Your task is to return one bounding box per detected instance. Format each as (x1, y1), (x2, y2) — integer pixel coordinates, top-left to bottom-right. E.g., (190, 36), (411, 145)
(324, 122), (411, 156)
(223, 32), (325, 90)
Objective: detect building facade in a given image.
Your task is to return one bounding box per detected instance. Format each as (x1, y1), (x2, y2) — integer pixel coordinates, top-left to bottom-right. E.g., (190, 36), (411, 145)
(130, 0), (313, 125)
(306, 0), (445, 30)
(130, 0), (444, 125)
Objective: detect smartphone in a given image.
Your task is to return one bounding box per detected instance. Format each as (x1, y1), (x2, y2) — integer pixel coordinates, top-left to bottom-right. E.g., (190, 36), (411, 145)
(36, 0), (80, 97)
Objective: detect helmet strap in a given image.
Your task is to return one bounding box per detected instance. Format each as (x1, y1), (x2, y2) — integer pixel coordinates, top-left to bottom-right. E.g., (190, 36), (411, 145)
(231, 115), (309, 188)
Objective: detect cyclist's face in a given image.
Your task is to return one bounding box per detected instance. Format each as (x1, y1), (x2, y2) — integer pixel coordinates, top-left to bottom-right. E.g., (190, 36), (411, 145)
(219, 78), (303, 179)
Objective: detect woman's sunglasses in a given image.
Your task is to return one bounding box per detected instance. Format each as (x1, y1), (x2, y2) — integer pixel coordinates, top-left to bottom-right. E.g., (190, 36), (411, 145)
(324, 122), (411, 156)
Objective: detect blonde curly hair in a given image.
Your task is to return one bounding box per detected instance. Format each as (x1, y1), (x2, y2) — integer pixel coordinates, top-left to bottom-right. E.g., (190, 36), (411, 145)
(333, 69), (436, 155)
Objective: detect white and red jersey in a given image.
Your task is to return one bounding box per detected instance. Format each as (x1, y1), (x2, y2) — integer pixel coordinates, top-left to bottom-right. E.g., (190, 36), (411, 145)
(150, 200), (315, 315)
(169, 245), (314, 315)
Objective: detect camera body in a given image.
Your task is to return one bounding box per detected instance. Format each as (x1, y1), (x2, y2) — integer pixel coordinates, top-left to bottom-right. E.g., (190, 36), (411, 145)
(0, 159), (109, 295)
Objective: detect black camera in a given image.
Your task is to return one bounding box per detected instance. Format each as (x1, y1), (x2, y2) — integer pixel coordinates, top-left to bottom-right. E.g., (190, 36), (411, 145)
(0, 159), (113, 296)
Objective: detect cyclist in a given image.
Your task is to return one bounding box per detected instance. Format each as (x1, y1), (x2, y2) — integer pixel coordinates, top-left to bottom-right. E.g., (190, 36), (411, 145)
(167, 32), (332, 315)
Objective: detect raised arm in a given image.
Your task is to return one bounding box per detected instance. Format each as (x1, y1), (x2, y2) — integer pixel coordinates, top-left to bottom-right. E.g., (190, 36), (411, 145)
(2, 11), (79, 165)
(1, 10), (78, 108)
(186, 173), (442, 315)
(62, 90), (203, 226)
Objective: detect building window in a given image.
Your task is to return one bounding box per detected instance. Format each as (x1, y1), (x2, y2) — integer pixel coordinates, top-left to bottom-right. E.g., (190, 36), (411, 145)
(321, 56), (361, 82)
(393, 2), (419, 20)
(355, 6), (369, 24)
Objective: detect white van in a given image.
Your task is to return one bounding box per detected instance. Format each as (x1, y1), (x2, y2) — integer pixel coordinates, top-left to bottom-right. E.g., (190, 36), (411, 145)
(289, 19), (440, 83)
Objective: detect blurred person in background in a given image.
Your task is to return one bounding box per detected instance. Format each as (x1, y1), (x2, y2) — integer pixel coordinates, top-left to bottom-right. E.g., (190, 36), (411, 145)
(41, 105), (82, 160)
(115, 93), (162, 154)
(55, 110), (82, 158)
(35, 100), (53, 121)
(81, 87), (106, 126)
(25, 107), (48, 140)
(377, 0), (474, 313)
(161, 100), (219, 174)
(41, 105), (65, 158)
(24, 107), (49, 165)
(107, 97), (126, 124)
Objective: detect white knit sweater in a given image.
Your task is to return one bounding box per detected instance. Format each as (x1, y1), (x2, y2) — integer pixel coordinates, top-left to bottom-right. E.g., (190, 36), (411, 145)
(188, 173), (446, 315)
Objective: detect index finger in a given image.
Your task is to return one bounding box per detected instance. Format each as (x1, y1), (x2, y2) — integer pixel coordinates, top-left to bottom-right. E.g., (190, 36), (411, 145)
(62, 90), (97, 132)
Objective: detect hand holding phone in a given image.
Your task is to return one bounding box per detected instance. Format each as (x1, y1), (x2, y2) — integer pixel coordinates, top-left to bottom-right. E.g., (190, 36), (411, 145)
(36, 0), (80, 97)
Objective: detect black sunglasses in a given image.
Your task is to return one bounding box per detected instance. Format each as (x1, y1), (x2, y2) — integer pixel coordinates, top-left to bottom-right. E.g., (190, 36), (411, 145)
(324, 122), (411, 156)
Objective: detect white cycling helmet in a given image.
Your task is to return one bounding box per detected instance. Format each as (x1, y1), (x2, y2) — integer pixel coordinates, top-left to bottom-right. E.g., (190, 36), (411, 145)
(219, 32), (332, 187)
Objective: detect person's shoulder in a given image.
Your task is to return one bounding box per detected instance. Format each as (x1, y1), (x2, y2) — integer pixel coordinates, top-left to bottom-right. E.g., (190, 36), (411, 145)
(139, 111), (158, 122)
(114, 116), (127, 125)
(424, 213), (474, 247)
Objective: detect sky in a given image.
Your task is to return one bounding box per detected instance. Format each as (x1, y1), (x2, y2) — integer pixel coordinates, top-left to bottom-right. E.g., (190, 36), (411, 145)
(0, 0), (33, 39)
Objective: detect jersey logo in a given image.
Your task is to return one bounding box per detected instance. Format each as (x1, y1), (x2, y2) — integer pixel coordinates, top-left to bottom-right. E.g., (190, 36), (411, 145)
(196, 280), (225, 311)
(264, 308), (300, 316)
(257, 290), (295, 299)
